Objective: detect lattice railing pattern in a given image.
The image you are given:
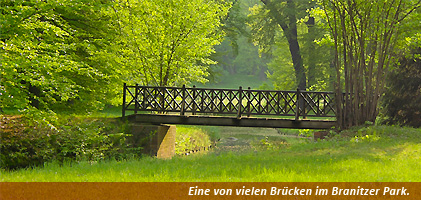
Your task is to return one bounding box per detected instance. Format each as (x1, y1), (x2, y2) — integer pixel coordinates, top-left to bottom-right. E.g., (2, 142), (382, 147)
(122, 84), (337, 119)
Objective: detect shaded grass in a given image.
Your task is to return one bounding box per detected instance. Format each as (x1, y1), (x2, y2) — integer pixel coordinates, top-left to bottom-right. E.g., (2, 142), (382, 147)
(1, 126), (419, 182)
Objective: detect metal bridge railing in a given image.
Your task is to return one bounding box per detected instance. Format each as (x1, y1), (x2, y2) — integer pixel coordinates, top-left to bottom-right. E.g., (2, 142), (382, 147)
(122, 84), (337, 120)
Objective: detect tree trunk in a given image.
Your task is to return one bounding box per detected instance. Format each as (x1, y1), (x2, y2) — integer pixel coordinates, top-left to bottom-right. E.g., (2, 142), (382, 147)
(306, 17), (316, 87)
(20, 80), (41, 109)
(261, 0), (306, 90)
(321, 0), (414, 129)
(283, 0), (306, 90)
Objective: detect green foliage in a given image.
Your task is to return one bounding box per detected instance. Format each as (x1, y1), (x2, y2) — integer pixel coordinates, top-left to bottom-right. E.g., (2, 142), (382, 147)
(248, 0), (332, 90)
(350, 127), (382, 143)
(1, 0), (230, 121)
(0, 115), (135, 169)
(111, 0), (230, 86)
(250, 135), (289, 151)
(200, 72), (270, 89)
(250, 136), (286, 150)
(265, 39), (297, 90)
(257, 137), (273, 149)
(200, 126), (221, 142)
(213, 36), (270, 78)
(219, 0), (249, 55)
(248, 0), (308, 54)
(382, 34), (421, 128)
(175, 126), (212, 155)
(338, 125), (420, 143)
(298, 129), (313, 137)
(211, 0), (270, 81)
(0, 0), (120, 112)
(318, 0), (421, 128)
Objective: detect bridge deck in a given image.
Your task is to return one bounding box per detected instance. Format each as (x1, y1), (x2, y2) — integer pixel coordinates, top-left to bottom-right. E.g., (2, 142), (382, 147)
(124, 114), (336, 129)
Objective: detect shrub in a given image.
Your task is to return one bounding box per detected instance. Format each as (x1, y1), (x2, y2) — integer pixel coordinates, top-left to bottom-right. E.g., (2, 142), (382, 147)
(382, 36), (421, 127)
(350, 127), (382, 143)
(0, 115), (136, 169)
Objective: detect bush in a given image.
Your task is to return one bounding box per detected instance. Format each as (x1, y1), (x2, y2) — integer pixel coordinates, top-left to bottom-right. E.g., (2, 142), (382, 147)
(0, 115), (136, 169)
(382, 36), (421, 127)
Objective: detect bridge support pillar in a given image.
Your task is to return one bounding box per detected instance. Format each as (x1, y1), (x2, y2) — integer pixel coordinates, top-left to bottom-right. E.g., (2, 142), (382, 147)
(156, 125), (176, 159)
(129, 124), (176, 159)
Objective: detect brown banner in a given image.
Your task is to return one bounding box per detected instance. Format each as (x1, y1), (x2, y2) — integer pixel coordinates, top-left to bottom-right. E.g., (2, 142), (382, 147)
(1, 182), (420, 200)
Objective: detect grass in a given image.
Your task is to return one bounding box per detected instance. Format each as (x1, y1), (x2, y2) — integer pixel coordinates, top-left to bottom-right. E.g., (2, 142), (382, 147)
(175, 126), (212, 155)
(1, 125), (419, 182)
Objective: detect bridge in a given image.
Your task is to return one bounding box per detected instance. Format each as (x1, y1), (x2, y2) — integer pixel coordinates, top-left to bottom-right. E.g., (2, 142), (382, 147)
(121, 84), (338, 129)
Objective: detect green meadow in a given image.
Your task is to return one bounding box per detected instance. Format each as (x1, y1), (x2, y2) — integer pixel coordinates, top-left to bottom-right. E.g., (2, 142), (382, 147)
(2, 125), (419, 182)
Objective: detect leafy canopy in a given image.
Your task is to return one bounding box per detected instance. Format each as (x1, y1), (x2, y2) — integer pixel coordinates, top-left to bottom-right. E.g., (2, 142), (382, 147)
(111, 0), (230, 86)
(1, 0), (120, 112)
(1, 0), (230, 114)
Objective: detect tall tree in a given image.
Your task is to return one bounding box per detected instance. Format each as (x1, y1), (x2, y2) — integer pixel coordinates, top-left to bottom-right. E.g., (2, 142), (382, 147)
(0, 0), (119, 112)
(111, 0), (230, 87)
(248, 0), (307, 90)
(383, 37), (421, 127)
(210, 0), (271, 81)
(320, 0), (421, 129)
(382, 8), (421, 128)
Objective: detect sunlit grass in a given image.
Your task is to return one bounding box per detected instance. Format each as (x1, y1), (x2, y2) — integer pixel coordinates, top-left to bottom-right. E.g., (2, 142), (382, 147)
(2, 126), (419, 182)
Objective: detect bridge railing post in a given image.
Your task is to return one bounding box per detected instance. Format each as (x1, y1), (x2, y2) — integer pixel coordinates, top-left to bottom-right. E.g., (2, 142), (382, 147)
(302, 90), (307, 119)
(134, 83), (139, 114)
(237, 86), (243, 119)
(247, 87), (251, 117)
(180, 85), (186, 116)
(192, 85), (197, 115)
(122, 83), (127, 117)
(295, 88), (300, 121)
(160, 86), (165, 113)
(142, 86), (146, 111)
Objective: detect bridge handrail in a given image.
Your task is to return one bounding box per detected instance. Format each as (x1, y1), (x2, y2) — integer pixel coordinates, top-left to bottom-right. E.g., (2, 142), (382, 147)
(124, 85), (336, 94)
(122, 84), (338, 120)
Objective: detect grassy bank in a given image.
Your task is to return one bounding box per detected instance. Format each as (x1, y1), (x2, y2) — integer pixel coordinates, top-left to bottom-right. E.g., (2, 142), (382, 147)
(1, 126), (419, 182)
